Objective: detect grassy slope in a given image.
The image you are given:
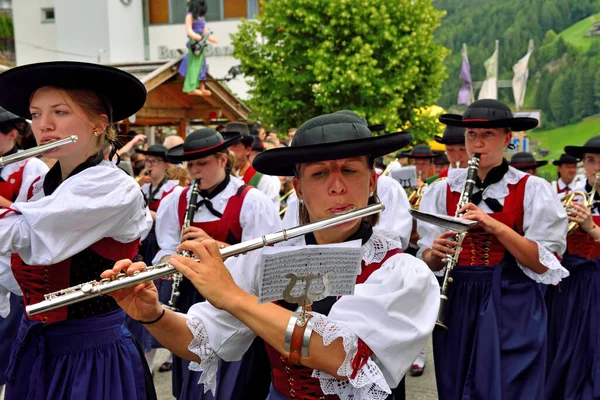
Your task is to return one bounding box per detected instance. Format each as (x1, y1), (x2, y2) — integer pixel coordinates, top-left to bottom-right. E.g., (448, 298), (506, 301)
(556, 12), (600, 50)
(527, 115), (600, 179)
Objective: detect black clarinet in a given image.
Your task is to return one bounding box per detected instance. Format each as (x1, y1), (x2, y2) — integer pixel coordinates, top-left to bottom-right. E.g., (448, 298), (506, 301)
(165, 179), (201, 311)
(436, 154), (480, 331)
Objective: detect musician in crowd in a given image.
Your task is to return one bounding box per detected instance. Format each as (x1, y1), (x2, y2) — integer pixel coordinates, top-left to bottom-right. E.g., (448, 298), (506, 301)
(545, 135), (600, 399)
(125, 144), (180, 373)
(226, 122), (281, 207)
(152, 128), (281, 399)
(0, 61), (154, 399)
(417, 99), (568, 400)
(0, 108), (49, 397)
(426, 126), (468, 185)
(433, 153), (450, 176)
(398, 144), (437, 186)
(103, 111), (439, 400)
(551, 153), (581, 194)
(509, 151), (548, 176)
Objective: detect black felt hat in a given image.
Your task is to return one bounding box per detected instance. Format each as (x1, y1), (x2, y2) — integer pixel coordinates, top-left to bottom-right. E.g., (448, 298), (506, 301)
(167, 128), (241, 162)
(434, 125), (466, 145)
(552, 153), (580, 166)
(434, 153), (450, 165)
(564, 135), (600, 158)
(135, 144), (169, 160)
(222, 122), (253, 147)
(0, 61), (146, 123)
(509, 152), (548, 171)
(396, 144), (437, 159)
(0, 107), (23, 124)
(253, 113), (412, 176)
(333, 110), (386, 132)
(438, 99), (538, 131)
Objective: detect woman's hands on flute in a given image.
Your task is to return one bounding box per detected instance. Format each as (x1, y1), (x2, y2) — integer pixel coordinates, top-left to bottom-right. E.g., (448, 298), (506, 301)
(100, 260), (162, 322)
(170, 240), (242, 311)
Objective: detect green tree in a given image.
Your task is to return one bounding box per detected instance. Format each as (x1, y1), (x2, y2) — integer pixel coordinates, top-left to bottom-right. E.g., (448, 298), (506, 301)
(231, 0), (448, 142)
(548, 73), (573, 126)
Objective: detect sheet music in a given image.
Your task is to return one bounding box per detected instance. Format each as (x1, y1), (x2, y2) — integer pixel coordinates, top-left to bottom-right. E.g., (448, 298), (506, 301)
(389, 165), (418, 189)
(257, 240), (362, 304)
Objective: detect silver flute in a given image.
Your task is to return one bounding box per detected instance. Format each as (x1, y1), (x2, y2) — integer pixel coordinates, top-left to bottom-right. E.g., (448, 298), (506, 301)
(0, 135), (78, 167)
(26, 202), (384, 317)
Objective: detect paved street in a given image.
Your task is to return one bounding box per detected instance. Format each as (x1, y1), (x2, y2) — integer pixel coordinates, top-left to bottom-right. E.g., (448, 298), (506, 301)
(152, 339), (438, 399)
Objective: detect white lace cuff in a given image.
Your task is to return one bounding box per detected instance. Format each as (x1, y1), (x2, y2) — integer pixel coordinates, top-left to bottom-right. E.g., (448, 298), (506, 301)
(186, 315), (220, 395)
(517, 240), (569, 285)
(309, 313), (391, 400)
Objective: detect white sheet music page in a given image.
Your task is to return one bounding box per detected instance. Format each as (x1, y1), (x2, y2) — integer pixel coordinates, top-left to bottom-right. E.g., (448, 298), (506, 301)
(257, 240), (363, 304)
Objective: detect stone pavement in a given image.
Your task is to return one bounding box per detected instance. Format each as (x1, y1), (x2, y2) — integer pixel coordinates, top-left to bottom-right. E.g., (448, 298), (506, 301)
(152, 339), (438, 399)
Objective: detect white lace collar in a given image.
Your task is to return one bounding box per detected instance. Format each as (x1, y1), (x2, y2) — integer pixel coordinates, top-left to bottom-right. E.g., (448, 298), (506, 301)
(276, 230), (402, 265)
(447, 166), (526, 200)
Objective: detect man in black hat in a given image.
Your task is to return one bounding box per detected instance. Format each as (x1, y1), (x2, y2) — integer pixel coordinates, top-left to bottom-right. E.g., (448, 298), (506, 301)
(509, 151), (548, 176)
(551, 153), (581, 194)
(226, 122), (281, 207)
(397, 144), (437, 184)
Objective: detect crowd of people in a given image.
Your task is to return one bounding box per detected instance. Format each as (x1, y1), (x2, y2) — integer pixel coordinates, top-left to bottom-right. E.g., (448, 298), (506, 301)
(0, 56), (598, 400)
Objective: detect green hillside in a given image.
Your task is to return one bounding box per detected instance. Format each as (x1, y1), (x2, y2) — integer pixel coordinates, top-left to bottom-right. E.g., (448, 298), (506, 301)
(527, 115), (599, 179)
(556, 12), (600, 50)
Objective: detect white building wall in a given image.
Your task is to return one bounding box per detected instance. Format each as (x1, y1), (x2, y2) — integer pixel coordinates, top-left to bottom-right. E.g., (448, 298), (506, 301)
(107, 0), (144, 63)
(54, 0), (110, 63)
(13, 0), (59, 65)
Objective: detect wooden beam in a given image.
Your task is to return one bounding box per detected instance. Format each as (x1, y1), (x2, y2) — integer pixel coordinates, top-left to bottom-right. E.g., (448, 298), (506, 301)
(179, 119), (187, 138)
(133, 117), (179, 125)
(158, 85), (194, 108)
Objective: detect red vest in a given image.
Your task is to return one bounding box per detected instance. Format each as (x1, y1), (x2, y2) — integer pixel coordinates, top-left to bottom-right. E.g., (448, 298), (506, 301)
(177, 184), (251, 244)
(148, 185), (176, 212)
(265, 247), (403, 399)
(10, 177), (139, 323)
(446, 175), (529, 266)
(566, 215), (600, 259)
(0, 162), (26, 202)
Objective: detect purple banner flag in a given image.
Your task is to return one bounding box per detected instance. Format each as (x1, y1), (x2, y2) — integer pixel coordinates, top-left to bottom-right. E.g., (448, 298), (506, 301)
(457, 51), (472, 105)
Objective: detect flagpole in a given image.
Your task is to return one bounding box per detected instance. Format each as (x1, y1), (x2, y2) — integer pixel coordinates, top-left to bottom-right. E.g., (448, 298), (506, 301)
(463, 43), (475, 104)
(494, 40), (499, 100)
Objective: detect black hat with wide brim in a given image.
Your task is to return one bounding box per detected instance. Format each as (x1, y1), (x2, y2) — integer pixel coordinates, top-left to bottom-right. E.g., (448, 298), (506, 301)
(509, 152), (548, 170)
(434, 125), (465, 145)
(438, 99), (538, 131)
(0, 107), (24, 124)
(0, 61), (146, 123)
(396, 144), (437, 159)
(333, 110), (386, 133)
(167, 128), (241, 162)
(135, 144), (169, 160)
(253, 113), (412, 176)
(222, 122), (253, 147)
(564, 135), (600, 158)
(552, 153), (580, 166)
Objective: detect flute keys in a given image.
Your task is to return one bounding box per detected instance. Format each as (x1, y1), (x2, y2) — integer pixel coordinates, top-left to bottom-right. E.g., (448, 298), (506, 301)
(81, 283), (94, 294)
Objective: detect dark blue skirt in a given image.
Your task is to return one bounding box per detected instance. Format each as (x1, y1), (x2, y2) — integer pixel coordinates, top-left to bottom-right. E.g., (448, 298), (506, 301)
(545, 254), (600, 400)
(433, 258), (547, 400)
(138, 230), (160, 265)
(0, 293), (23, 386)
(5, 310), (153, 400)
(178, 337), (271, 400)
